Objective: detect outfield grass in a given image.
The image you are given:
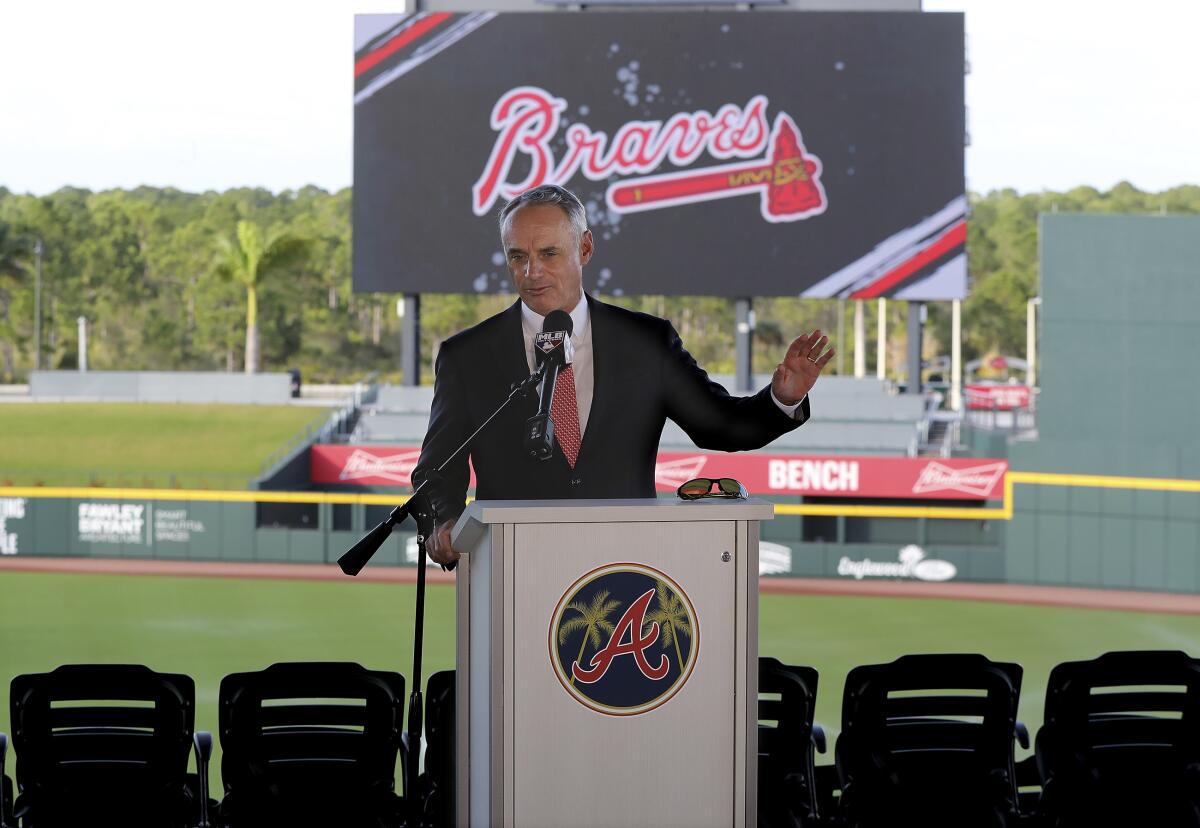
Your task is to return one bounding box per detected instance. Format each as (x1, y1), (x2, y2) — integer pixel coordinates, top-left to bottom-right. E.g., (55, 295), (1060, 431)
(2, 569), (1199, 788)
(0, 403), (327, 487)
(761, 592), (1200, 753)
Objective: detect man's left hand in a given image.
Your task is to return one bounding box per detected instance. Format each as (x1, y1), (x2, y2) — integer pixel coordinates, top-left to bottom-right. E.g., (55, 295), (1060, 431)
(772, 329), (835, 405)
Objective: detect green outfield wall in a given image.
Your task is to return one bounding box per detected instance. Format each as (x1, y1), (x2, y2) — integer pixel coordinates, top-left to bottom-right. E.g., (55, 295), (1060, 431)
(1031, 214), (1200, 477)
(995, 214), (1200, 593)
(0, 492), (416, 567)
(0, 472), (1195, 593)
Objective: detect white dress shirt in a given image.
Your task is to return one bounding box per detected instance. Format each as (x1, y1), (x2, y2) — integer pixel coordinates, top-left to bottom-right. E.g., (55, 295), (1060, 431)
(521, 298), (596, 437)
(520, 298), (804, 443)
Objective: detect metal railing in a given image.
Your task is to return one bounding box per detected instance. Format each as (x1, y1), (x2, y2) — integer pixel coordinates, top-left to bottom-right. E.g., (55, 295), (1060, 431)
(256, 374), (379, 479)
(963, 399), (1037, 432)
(961, 387), (1038, 432)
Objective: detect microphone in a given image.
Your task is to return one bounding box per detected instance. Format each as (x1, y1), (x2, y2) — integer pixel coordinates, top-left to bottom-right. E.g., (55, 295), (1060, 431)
(524, 309), (574, 460)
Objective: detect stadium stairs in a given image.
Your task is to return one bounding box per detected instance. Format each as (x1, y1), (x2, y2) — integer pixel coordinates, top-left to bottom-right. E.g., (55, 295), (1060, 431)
(349, 375), (937, 459)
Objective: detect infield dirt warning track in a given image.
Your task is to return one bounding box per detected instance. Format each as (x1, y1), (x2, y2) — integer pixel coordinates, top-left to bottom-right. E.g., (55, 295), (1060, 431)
(2, 556), (1199, 616)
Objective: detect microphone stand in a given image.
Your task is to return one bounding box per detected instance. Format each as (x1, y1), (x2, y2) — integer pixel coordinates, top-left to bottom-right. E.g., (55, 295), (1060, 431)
(523, 357), (560, 461)
(336, 361), (547, 826)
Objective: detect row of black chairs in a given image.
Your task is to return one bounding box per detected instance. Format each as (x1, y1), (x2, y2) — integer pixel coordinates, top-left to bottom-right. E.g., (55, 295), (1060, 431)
(0, 662), (455, 828)
(2, 651), (1197, 827)
(758, 650), (1200, 828)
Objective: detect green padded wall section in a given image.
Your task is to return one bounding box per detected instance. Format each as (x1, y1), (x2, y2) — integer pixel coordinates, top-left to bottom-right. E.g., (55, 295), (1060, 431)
(1031, 213), (1200, 477)
(1002, 214), (1200, 591)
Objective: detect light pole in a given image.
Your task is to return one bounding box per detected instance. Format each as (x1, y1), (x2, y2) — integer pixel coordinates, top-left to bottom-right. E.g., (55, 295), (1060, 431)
(33, 239), (43, 372)
(1026, 296), (1041, 388)
(836, 298), (845, 376)
(78, 316), (88, 372)
(951, 298), (962, 411)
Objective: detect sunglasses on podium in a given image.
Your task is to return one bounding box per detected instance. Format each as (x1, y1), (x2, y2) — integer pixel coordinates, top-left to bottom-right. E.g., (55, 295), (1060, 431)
(676, 477), (749, 501)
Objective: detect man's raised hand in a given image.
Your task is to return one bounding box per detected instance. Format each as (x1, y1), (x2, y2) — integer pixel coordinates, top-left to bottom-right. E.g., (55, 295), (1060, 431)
(772, 329), (835, 406)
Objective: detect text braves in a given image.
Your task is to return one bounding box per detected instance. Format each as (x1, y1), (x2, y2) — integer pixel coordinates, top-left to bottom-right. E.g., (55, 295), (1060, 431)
(473, 86), (825, 223)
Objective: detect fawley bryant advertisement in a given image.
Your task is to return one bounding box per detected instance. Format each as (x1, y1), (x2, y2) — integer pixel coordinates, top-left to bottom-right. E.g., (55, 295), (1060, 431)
(0, 498), (26, 555)
(353, 12), (965, 300)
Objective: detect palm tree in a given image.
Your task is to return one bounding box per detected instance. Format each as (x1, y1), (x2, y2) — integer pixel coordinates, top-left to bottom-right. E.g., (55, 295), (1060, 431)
(644, 579), (693, 675)
(211, 220), (311, 374)
(558, 589), (620, 686)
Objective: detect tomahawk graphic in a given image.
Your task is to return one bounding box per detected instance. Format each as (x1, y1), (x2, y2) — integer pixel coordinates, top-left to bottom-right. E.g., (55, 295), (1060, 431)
(606, 113), (827, 223)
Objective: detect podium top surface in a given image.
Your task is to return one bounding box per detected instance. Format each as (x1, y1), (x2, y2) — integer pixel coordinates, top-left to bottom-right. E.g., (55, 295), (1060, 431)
(452, 498), (774, 549)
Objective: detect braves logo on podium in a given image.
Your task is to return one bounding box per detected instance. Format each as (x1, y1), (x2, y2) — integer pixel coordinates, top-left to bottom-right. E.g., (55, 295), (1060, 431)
(549, 562), (699, 716)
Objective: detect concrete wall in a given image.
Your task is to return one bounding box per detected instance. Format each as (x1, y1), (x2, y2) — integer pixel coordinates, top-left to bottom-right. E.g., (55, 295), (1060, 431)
(29, 371), (293, 404)
(360, 375), (926, 453)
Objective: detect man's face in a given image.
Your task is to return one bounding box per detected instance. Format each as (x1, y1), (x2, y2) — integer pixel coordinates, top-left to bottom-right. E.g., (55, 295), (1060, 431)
(501, 204), (593, 316)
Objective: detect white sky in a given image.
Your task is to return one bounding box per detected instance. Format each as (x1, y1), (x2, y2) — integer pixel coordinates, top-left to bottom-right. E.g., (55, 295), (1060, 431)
(1, 0), (1196, 196)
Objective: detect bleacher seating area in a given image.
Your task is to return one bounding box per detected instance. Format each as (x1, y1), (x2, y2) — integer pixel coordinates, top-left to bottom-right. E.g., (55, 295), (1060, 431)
(354, 376), (929, 456)
(3, 650), (1197, 827)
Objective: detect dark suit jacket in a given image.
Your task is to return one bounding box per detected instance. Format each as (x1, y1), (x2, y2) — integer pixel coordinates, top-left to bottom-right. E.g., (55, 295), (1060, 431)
(412, 295), (810, 521)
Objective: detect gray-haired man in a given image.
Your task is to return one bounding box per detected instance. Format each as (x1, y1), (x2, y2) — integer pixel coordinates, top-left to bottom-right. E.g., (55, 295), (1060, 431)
(414, 184), (834, 567)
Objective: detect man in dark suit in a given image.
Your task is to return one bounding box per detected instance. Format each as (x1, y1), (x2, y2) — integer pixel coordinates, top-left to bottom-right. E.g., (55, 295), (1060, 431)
(416, 185), (834, 566)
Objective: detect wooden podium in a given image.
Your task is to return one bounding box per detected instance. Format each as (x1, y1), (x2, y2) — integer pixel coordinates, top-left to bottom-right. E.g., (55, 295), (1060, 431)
(450, 498), (774, 827)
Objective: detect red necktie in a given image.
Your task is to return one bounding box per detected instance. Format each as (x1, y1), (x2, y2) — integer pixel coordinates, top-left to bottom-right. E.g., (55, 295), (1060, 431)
(550, 365), (581, 468)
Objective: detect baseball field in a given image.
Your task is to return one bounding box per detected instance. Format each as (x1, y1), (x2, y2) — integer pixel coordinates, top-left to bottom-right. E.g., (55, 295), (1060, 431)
(3, 401), (1198, 790)
(2, 564), (1199, 787)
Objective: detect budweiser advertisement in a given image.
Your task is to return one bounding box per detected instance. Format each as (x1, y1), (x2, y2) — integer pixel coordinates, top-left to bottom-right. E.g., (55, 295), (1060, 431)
(965, 384), (1032, 411)
(311, 445), (1006, 501)
(353, 12), (965, 300)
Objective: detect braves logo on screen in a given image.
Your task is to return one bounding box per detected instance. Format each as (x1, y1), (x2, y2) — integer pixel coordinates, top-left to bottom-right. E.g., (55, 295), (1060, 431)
(473, 86), (826, 224)
(549, 562), (699, 716)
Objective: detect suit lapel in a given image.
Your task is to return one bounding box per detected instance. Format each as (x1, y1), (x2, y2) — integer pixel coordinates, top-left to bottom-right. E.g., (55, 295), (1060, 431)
(490, 300), (542, 437)
(496, 299), (530, 386)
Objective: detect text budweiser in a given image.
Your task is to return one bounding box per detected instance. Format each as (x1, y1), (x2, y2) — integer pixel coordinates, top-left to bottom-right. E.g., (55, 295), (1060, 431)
(911, 462), (1006, 497)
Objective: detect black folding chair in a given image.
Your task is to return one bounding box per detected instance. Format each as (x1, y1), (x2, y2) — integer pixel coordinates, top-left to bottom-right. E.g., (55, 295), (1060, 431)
(1035, 650), (1200, 828)
(757, 657), (825, 827)
(835, 653), (1024, 828)
(217, 661), (406, 828)
(8, 663), (212, 828)
(418, 669), (456, 827)
(1, 731), (13, 828)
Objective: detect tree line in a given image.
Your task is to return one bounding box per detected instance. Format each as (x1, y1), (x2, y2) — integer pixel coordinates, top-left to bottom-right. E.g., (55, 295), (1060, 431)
(0, 182), (1196, 385)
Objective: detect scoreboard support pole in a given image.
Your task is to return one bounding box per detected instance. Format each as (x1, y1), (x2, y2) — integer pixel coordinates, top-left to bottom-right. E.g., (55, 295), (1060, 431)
(906, 301), (924, 394)
(853, 299), (865, 378)
(877, 298), (887, 380)
(736, 297), (754, 392)
(401, 293), (421, 387)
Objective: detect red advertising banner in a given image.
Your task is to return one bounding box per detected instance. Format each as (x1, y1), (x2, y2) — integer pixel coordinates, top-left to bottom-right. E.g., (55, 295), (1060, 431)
(964, 384), (1031, 411)
(311, 445), (1007, 501)
(310, 445), (476, 488)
